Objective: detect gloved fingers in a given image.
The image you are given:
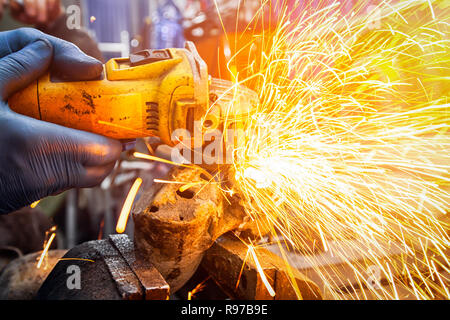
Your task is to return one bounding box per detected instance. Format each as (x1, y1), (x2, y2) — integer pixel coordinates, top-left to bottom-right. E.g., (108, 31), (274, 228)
(0, 28), (102, 81)
(48, 37), (103, 81)
(63, 131), (121, 188)
(0, 39), (53, 100)
(21, 114), (123, 167)
(76, 134), (123, 168)
(77, 162), (117, 188)
(41, 162), (116, 196)
(0, 114), (122, 205)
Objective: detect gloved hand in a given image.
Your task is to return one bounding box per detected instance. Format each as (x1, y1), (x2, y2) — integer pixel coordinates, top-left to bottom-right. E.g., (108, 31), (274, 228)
(0, 28), (122, 214)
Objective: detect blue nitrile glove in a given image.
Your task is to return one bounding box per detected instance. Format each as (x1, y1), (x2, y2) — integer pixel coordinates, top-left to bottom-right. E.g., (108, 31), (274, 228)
(0, 28), (122, 214)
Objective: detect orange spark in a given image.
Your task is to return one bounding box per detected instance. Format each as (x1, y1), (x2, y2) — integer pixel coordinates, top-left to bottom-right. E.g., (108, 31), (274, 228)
(116, 177), (143, 234)
(153, 179), (185, 185)
(248, 245), (276, 297)
(134, 151), (190, 167)
(37, 232), (56, 269)
(316, 222), (329, 252)
(235, 246), (251, 291)
(179, 181), (206, 192)
(58, 258), (95, 263)
(30, 200), (41, 208)
(187, 277), (210, 300)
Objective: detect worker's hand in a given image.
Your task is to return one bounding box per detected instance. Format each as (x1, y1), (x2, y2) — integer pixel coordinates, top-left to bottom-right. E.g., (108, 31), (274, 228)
(0, 28), (122, 214)
(10, 0), (62, 26)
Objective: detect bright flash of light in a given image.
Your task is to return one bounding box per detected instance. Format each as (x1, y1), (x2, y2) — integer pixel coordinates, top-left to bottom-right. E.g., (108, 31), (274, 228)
(217, 0), (449, 299)
(116, 177), (143, 234)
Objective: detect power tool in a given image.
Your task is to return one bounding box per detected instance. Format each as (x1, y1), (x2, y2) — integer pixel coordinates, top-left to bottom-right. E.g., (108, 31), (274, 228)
(8, 42), (258, 146)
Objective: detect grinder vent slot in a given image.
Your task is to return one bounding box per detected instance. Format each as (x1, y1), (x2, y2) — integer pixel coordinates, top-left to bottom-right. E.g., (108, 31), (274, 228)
(146, 102), (159, 133)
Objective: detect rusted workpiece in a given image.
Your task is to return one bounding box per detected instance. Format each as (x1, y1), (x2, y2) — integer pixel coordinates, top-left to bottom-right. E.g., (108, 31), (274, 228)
(133, 166), (263, 292)
(0, 250), (67, 300)
(202, 234), (322, 300)
(37, 234), (169, 300)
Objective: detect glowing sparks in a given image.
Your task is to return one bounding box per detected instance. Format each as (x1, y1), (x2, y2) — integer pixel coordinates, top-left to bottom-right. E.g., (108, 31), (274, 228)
(58, 258), (95, 263)
(37, 227), (57, 269)
(134, 152), (189, 167)
(248, 245), (276, 297)
(187, 277), (210, 300)
(179, 181), (207, 192)
(90, 16), (96, 23)
(315, 222), (329, 253)
(30, 200), (40, 208)
(235, 247), (250, 291)
(427, 0), (436, 20)
(153, 179), (184, 184)
(116, 177), (143, 234)
(213, 0), (449, 299)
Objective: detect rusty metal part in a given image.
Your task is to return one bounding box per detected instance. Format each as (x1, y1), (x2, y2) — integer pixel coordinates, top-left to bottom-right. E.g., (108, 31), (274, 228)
(0, 250), (67, 300)
(37, 235), (169, 300)
(133, 166), (263, 293)
(133, 166), (224, 293)
(202, 234), (322, 300)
